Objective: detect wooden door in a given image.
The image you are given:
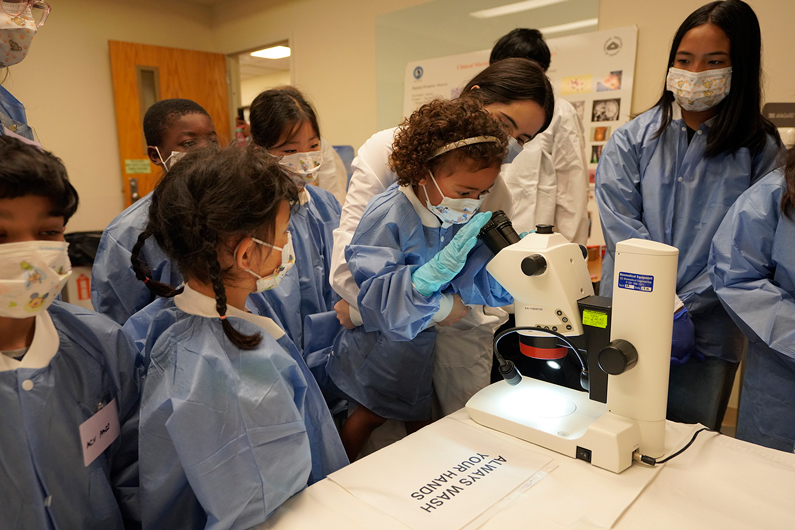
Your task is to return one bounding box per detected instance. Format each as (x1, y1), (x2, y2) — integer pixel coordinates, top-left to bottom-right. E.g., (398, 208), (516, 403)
(109, 41), (230, 208)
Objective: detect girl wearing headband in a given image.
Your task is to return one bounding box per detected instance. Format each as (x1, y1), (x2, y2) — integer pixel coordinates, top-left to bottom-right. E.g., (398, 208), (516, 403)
(327, 98), (512, 460)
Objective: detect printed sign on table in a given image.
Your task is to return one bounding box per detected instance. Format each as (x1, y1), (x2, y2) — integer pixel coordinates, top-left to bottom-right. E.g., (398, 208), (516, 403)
(328, 417), (553, 530)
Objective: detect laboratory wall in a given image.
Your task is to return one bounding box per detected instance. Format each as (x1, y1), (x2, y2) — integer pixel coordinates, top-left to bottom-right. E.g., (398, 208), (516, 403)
(598, 0), (795, 115)
(210, 0), (431, 155)
(4, 0), (217, 233)
(4, 0), (794, 234)
(240, 71), (293, 107)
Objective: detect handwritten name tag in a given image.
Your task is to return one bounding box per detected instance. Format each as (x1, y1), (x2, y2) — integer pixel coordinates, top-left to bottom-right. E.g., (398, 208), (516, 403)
(79, 398), (120, 467)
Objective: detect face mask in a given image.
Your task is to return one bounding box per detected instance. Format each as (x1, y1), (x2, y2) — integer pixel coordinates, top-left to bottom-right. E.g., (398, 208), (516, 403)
(155, 147), (187, 171)
(423, 170), (485, 227)
(503, 137), (524, 164)
(244, 232), (295, 292)
(0, 241), (71, 318)
(666, 67), (732, 113)
(0, 5), (36, 68)
(278, 151), (323, 185)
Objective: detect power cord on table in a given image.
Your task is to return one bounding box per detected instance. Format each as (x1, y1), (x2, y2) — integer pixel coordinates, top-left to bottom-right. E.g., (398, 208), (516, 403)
(633, 427), (716, 466)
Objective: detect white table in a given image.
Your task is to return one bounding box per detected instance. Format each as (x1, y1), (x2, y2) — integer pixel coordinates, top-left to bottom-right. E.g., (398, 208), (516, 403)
(264, 409), (795, 530)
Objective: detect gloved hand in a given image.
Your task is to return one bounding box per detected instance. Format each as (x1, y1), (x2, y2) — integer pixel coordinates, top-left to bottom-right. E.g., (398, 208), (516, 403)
(412, 211), (492, 297)
(671, 306), (696, 365)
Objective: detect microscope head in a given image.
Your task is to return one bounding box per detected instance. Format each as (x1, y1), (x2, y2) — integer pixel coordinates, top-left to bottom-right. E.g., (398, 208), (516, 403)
(484, 221), (594, 359)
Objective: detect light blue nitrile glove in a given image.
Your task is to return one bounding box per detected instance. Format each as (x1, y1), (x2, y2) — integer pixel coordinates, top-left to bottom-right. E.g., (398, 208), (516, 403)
(671, 306), (696, 365)
(412, 211), (492, 297)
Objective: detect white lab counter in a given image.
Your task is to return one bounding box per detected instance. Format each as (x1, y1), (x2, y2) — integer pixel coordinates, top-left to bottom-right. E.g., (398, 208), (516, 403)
(263, 409), (795, 530)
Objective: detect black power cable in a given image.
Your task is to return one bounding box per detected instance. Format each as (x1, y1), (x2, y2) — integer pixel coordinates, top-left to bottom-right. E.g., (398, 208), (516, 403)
(633, 427), (717, 466)
(493, 326), (589, 388)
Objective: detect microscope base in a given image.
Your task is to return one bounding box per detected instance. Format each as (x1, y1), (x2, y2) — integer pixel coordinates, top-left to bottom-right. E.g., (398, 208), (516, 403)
(466, 379), (640, 473)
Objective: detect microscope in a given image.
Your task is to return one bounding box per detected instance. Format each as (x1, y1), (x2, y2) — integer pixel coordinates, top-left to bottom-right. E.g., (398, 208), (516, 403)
(466, 213), (678, 473)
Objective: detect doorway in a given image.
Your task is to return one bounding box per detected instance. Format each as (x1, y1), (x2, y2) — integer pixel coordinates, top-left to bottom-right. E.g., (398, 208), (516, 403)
(227, 40), (292, 129)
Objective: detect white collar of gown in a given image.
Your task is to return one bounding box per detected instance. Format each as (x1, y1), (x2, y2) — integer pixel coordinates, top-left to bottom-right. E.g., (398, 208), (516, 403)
(400, 184), (442, 229)
(0, 309), (59, 372)
(175, 283), (286, 341)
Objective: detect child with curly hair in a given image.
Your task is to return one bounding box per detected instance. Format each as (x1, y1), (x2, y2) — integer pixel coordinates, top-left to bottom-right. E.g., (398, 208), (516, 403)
(328, 98), (514, 460)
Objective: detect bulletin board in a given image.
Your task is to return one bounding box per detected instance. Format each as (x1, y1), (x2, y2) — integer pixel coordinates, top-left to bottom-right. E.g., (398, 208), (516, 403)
(402, 26), (639, 176)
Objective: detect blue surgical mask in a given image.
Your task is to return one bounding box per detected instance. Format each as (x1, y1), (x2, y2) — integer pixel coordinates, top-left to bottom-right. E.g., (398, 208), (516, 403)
(503, 137), (524, 164)
(423, 170), (485, 228)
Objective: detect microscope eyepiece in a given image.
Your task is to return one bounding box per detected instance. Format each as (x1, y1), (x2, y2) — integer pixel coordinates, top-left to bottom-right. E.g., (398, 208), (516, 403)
(478, 210), (521, 254)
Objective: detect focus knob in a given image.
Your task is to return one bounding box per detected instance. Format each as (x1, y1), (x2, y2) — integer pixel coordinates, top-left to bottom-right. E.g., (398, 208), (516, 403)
(521, 254), (547, 276)
(598, 339), (638, 375)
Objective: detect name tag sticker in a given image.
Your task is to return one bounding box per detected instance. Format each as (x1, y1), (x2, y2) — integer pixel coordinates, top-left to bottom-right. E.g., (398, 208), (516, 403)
(618, 272), (654, 293)
(79, 398), (120, 467)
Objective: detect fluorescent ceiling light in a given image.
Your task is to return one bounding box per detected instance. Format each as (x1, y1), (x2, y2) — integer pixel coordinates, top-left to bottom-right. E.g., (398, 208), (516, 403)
(538, 18), (598, 35)
(470, 0), (569, 19)
(251, 45), (291, 59)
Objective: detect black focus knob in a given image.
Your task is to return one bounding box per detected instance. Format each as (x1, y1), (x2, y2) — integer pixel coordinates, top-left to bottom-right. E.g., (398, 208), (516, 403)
(521, 254), (547, 276)
(535, 224), (554, 234)
(579, 244), (588, 259)
(598, 339), (638, 375)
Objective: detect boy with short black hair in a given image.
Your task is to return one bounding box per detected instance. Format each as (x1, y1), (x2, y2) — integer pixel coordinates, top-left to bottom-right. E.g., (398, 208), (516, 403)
(91, 99), (218, 324)
(0, 135), (142, 528)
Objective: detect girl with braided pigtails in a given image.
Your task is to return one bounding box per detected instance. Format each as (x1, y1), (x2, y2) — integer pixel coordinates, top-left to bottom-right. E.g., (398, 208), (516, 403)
(131, 144), (347, 530)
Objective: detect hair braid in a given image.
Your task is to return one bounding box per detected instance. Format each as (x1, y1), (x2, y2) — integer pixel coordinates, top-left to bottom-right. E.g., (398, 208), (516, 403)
(130, 226), (182, 298)
(203, 239), (262, 350)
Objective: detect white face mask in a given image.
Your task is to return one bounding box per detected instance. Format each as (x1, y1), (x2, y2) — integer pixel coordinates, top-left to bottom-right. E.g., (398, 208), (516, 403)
(243, 232), (295, 292)
(666, 67), (732, 113)
(0, 5), (36, 68)
(278, 151), (323, 185)
(423, 169), (486, 228)
(154, 147), (187, 171)
(0, 240), (71, 318)
(503, 137), (524, 164)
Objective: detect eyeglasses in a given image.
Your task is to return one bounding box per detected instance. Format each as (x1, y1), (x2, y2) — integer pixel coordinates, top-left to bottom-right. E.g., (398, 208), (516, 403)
(1, 1), (51, 28)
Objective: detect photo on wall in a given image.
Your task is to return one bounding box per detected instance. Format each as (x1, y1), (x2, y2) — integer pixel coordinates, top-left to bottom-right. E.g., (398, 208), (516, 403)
(591, 126), (612, 142)
(597, 70), (623, 92)
(592, 98), (621, 122)
(561, 74), (593, 95)
(570, 100), (586, 123)
(591, 144), (604, 164)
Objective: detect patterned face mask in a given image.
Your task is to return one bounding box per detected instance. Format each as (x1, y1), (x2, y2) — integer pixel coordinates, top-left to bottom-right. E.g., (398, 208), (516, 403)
(243, 232), (295, 292)
(278, 151), (323, 185)
(0, 6), (36, 68)
(0, 241), (71, 318)
(666, 67), (732, 113)
(423, 169), (486, 228)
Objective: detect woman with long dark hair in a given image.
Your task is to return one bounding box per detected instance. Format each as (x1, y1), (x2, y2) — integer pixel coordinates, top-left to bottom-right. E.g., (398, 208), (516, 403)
(595, 0), (782, 430)
(710, 146), (795, 452)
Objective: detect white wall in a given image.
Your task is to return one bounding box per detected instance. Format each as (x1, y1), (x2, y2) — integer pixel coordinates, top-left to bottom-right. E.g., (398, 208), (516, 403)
(4, 0), (793, 233)
(3, 0), (217, 232)
(598, 0), (795, 115)
(240, 71), (292, 107)
(210, 0), (432, 154)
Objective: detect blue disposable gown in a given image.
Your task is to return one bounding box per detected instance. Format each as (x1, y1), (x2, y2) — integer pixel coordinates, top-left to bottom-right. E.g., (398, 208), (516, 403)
(0, 301), (142, 529)
(91, 193), (179, 325)
(255, 185), (342, 355)
(709, 170), (795, 451)
(596, 106), (781, 362)
(326, 184), (512, 421)
(93, 186), (341, 357)
(0, 84), (35, 140)
(138, 287), (348, 530)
